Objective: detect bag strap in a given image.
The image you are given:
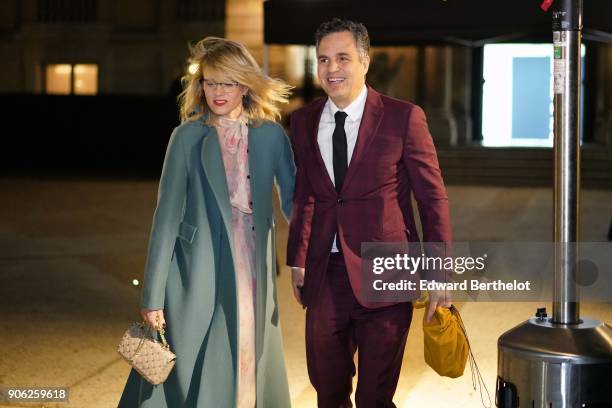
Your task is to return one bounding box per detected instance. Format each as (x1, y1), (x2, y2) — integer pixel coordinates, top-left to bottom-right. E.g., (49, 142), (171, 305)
(143, 321), (170, 350)
(451, 305), (492, 408)
(157, 326), (170, 350)
(128, 322), (170, 362)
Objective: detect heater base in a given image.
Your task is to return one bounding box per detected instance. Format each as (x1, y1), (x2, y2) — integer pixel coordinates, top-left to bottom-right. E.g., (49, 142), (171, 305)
(497, 316), (612, 407)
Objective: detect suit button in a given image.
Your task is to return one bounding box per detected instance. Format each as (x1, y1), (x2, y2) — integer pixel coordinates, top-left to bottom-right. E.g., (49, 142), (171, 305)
(252, 226), (255, 231)
(337, 197), (343, 205)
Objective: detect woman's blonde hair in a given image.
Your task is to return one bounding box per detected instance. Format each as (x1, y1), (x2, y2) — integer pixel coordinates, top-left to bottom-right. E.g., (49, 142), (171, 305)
(178, 37), (292, 125)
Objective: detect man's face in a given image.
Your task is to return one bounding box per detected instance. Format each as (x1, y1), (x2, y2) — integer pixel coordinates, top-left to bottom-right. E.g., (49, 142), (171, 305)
(317, 31), (369, 109)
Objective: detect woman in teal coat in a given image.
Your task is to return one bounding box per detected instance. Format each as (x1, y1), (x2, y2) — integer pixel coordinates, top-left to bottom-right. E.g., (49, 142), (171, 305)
(118, 37), (295, 407)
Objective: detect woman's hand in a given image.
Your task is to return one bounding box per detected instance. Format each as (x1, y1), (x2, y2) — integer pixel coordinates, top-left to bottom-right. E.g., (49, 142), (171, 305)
(140, 308), (166, 330)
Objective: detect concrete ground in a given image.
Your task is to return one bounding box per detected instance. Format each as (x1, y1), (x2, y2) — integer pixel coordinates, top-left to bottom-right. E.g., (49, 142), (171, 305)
(0, 178), (611, 408)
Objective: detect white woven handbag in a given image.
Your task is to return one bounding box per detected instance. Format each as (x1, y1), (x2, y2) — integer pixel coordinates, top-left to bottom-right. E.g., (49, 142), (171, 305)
(117, 322), (176, 385)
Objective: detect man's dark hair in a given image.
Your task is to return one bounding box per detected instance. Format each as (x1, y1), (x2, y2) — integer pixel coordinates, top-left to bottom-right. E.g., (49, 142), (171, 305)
(315, 18), (370, 58)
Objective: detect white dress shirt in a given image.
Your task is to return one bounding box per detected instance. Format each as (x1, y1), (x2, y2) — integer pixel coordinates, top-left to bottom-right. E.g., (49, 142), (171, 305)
(317, 85), (368, 252)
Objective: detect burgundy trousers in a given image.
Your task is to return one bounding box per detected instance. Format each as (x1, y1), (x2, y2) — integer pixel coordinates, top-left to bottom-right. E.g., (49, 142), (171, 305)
(306, 253), (413, 408)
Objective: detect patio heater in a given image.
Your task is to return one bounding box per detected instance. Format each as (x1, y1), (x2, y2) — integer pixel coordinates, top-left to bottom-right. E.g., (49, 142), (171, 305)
(496, 0), (612, 407)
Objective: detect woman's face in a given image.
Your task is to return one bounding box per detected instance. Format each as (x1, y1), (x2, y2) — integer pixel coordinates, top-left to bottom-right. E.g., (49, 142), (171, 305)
(201, 69), (247, 119)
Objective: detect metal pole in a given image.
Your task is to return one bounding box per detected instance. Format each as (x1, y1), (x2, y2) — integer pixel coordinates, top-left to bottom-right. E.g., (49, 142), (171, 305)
(552, 0), (582, 324)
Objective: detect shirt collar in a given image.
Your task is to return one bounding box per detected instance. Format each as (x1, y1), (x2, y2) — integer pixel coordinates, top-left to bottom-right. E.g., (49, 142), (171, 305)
(326, 85), (368, 123)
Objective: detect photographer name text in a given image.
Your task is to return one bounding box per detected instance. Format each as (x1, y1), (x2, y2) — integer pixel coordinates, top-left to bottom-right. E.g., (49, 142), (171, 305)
(372, 279), (532, 291)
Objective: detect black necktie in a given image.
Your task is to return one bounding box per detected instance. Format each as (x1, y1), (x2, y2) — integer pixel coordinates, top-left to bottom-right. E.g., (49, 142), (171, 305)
(333, 111), (348, 193)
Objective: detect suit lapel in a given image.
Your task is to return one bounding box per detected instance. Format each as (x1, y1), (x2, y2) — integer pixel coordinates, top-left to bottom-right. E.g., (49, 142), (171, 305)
(307, 98), (336, 193)
(341, 87), (384, 193)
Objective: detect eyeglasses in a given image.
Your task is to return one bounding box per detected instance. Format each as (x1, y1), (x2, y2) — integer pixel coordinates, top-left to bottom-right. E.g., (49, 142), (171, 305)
(201, 78), (240, 93)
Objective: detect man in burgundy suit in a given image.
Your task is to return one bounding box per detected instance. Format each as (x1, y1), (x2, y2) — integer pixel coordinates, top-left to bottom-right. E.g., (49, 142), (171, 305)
(287, 18), (452, 407)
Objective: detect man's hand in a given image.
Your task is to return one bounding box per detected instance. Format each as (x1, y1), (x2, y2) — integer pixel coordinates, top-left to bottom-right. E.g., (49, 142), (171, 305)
(426, 290), (451, 323)
(291, 267), (305, 306)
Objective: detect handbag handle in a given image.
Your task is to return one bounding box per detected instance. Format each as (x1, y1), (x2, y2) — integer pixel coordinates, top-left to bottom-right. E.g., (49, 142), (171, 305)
(157, 326), (170, 350)
(141, 321), (170, 350)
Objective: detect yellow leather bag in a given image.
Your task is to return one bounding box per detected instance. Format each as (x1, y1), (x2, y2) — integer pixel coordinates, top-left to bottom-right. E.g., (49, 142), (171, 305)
(420, 304), (469, 378)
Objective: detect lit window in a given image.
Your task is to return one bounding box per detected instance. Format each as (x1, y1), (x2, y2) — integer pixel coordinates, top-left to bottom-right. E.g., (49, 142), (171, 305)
(482, 44), (585, 147)
(73, 64), (98, 95)
(45, 64), (99, 95)
(45, 64), (72, 95)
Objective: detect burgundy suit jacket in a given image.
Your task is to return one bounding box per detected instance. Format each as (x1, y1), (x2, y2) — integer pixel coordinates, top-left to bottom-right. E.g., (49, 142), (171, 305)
(287, 86), (452, 309)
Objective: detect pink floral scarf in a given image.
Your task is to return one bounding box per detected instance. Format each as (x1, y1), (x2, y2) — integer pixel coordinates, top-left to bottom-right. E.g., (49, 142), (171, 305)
(214, 114), (252, 214)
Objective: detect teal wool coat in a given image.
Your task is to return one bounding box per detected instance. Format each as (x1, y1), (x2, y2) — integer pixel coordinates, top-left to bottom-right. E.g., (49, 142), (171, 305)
(118, 118), (295, 407)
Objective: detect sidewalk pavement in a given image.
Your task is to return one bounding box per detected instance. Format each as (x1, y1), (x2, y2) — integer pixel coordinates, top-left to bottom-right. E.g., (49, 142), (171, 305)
(1, 178), (610, 407)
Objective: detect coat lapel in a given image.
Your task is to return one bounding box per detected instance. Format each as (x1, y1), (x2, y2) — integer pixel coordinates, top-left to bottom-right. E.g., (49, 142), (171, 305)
(201, 124), (268, 362)
(200, 126), (234, 246)
(341, 87), (384, 193)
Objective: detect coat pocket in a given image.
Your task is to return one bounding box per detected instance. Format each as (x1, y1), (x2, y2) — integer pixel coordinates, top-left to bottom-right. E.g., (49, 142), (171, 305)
(178, 221), (198, 244)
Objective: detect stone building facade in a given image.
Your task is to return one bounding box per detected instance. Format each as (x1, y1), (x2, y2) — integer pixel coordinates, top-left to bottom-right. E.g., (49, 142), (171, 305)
(0, 0), (225, 95)
(2, 0), (612, 154)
